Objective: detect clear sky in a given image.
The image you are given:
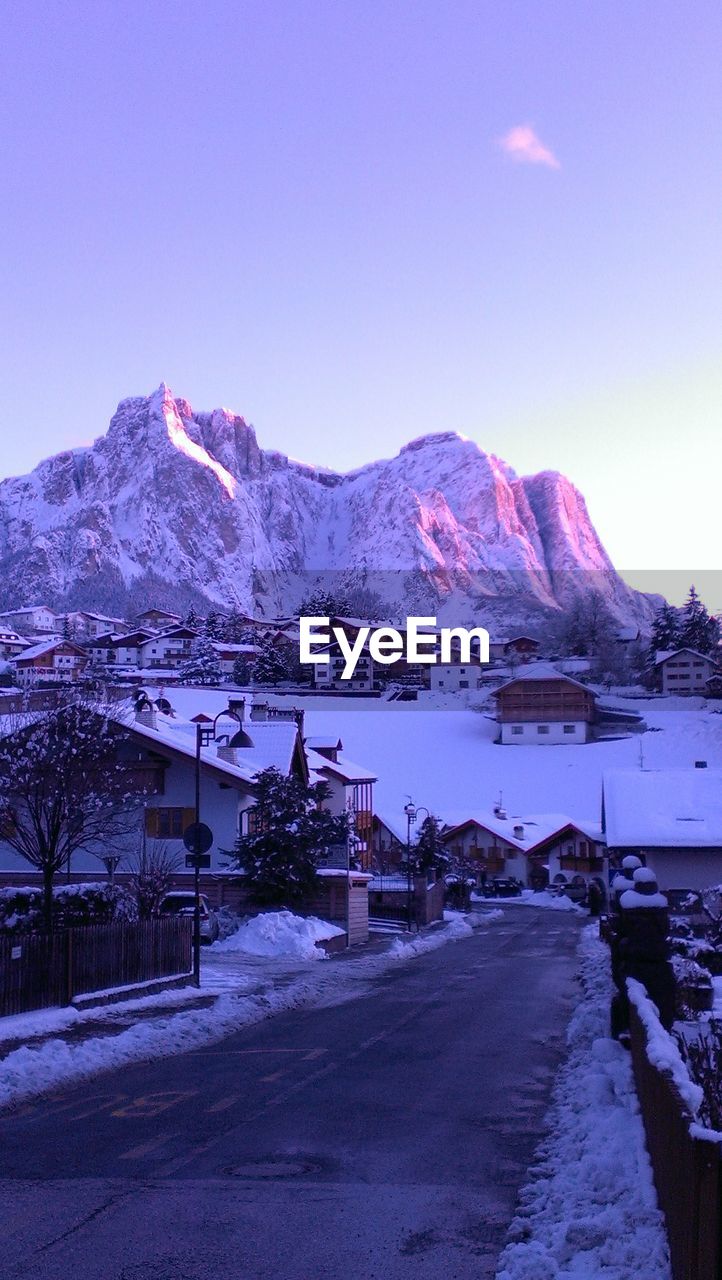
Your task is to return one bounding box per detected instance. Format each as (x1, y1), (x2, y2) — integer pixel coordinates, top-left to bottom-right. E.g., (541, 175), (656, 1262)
(1, 1), (721, 604)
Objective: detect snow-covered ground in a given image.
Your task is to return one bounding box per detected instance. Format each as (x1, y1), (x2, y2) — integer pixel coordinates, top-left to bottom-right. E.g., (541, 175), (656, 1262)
(160, 687), (722, 829)
(0, 908), (501, 1110)
(495, 925), (671, 1280)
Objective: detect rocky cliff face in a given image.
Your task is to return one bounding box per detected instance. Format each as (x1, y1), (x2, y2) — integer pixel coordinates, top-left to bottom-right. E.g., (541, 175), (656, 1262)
(0, 384), (653, 627)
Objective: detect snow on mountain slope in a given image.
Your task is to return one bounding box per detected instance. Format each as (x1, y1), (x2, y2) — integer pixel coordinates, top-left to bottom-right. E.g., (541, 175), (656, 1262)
(0, 384), (652, 625)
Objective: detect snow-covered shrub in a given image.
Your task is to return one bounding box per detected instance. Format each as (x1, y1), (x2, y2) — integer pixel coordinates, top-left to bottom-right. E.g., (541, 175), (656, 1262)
(677, 1021), (722, 1132)
(0, 882), (137, 935)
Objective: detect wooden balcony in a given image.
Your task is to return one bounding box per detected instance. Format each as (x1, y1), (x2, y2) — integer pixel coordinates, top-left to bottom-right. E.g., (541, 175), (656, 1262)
(559, 856), (604, 874)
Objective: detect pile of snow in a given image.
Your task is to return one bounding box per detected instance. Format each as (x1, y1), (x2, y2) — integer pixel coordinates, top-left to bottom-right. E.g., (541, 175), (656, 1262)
(496, 925), (671, 1280)
(212, 910), (346, 961)
(471, 889), (583, 914)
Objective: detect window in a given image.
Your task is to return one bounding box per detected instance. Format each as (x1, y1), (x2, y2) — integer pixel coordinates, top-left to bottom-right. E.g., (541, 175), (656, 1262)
(145, 807), (194, 839)
(511, 725), (523, 735)
(537, 725), (550, 735)
(563, 724), (575, 734)
(459, 679), (469, 689)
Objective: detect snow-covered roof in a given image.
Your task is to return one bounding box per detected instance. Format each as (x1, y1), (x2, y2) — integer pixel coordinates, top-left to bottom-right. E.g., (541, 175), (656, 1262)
(603, 768), (722, 848)
(442, 809), (603, 853)
(12, 639), (85, 662)
(493, 663), (593, 695)
(305, 746), (377, 784)
(654, 648), (718, 666)
(373, 812), (407, 844)
(125, 709), (303, 787)
(306, 735), (343, 750)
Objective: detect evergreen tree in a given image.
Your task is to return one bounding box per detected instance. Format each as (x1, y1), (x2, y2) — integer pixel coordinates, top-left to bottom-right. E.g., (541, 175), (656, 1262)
(252, 637), (293, 686)
(678, 585), (720, 655)
(298, 586), (351, 620)
(178, 636), (223, 685)
(229, 767), (350, 905)
(231, 650), (254, 685)
(203, 609), (225, 641)
(412, 814), (450, 877)
(184, 605), (202, 630)
(649, 601), (682, 654)
(225, 609), (253, 642)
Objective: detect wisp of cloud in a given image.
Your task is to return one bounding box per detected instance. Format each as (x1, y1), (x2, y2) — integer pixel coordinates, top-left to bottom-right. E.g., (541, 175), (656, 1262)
(498, 124), (560, 170)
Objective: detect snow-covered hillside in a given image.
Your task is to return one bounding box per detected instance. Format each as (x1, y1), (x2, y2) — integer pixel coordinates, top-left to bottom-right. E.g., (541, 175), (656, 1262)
(0, 383), (654, 626)
(162, 688), (722, 833)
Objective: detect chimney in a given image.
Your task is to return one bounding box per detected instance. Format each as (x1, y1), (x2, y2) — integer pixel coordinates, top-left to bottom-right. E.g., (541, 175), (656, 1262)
(135, 707), (157, 730)
(216, 744), (237, 764)
(250, 702), (268, 721)
(513, 824), (524, 839)
(228, 697), (246, 720)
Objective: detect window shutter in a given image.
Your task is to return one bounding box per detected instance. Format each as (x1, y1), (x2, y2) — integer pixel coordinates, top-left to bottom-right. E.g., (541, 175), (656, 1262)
(182, 808), (196, 833)
(145, 808), (159, 838)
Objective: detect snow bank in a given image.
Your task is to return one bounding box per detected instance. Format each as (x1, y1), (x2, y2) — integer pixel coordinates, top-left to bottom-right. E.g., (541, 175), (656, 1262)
(496, 925), (671, 1280)
(386, 908), (503, 960)
(212, 910), (345, 961)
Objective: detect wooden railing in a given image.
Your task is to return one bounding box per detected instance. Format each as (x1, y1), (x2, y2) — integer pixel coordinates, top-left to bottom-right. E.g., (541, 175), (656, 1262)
(628, 991), (721, 1280)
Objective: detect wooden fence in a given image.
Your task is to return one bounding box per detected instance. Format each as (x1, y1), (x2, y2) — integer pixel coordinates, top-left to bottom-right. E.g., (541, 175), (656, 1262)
(629, 997), (722, 1280)
(0, 919), (193, 1017)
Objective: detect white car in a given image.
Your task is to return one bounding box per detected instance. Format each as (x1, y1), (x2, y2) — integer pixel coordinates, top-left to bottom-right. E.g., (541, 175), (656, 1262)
(159, 892), (220, 943)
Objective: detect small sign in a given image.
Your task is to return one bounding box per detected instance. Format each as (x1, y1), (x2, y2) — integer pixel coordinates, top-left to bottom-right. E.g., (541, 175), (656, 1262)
(185, 853), (211, 869)
(183, 822), (213, 855)
(11, 945), (22, 960)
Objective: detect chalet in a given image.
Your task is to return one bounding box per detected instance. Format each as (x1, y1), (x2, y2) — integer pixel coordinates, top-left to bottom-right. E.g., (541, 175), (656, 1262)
(137, 626), (200, 670)
(10, 639), (88, 687)
(312, 639), (375, 692)
(493, 664), (596, 744)
(654, 648), (720, 695)
(305, 733), (376, 868)
(213, 641), (260, 676)
(371, 813), (406, 871)
(64, 611), (130, 638)
(488, 635), (541, 664)
(441, 809), (607, 893)
(110, 629), (156, 667)
(0, 605), (58, 635)
(0, 629), (30, 660)
(603, 767), (722, 890)
(135, 608), (182, 631)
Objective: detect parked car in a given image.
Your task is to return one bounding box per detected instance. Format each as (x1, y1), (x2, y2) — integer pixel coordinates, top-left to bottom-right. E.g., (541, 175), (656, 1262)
(158, 892), (220, 943)
(484, 877), (523, 898)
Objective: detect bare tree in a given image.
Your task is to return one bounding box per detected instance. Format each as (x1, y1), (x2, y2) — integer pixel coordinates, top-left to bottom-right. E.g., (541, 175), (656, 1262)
(126, 839), (183, 919)
(0, 697), (144, 930)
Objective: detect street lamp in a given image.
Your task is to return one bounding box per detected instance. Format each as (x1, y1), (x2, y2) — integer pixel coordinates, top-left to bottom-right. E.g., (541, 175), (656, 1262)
(403, 801), (429, 932)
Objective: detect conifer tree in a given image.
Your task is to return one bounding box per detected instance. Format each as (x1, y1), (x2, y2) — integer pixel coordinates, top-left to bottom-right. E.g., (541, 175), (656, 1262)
(229, 768), (349, 905)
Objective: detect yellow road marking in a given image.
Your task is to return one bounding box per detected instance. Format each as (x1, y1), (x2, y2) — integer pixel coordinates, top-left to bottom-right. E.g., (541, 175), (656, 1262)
(205, 1095), (240, 1113)
(119, 1132), (177, 1160)
(111, 1091), (195, 1119)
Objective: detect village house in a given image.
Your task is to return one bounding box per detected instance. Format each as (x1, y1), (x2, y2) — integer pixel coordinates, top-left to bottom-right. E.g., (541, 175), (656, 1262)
(493, 663), (597, 744)
(137, 625), (200, 670)
(305, 733), (376, 868)
(602, 766), (722, 890)
(371, 813), (407, 871)
(135, 607), (182, 631)
(10, 639), (88, 687)
(64, 611), (130, 639)
(654, 648), (720, 695)
(0, 605), (59, 636)
(0, 629), (30, 661)
(441, 807), (607, 895)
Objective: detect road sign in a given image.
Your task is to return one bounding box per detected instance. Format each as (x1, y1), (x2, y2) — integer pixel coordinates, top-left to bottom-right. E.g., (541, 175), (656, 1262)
(183, 821), (213, 855)
(185, 853), (211, 870)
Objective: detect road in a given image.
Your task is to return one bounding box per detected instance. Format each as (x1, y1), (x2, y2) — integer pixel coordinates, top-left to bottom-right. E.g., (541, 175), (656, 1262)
(0, 909), (582, 1280)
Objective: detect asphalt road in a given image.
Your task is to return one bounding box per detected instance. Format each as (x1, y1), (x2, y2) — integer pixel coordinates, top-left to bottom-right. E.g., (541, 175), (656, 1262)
(0, 909), (582, 1280)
